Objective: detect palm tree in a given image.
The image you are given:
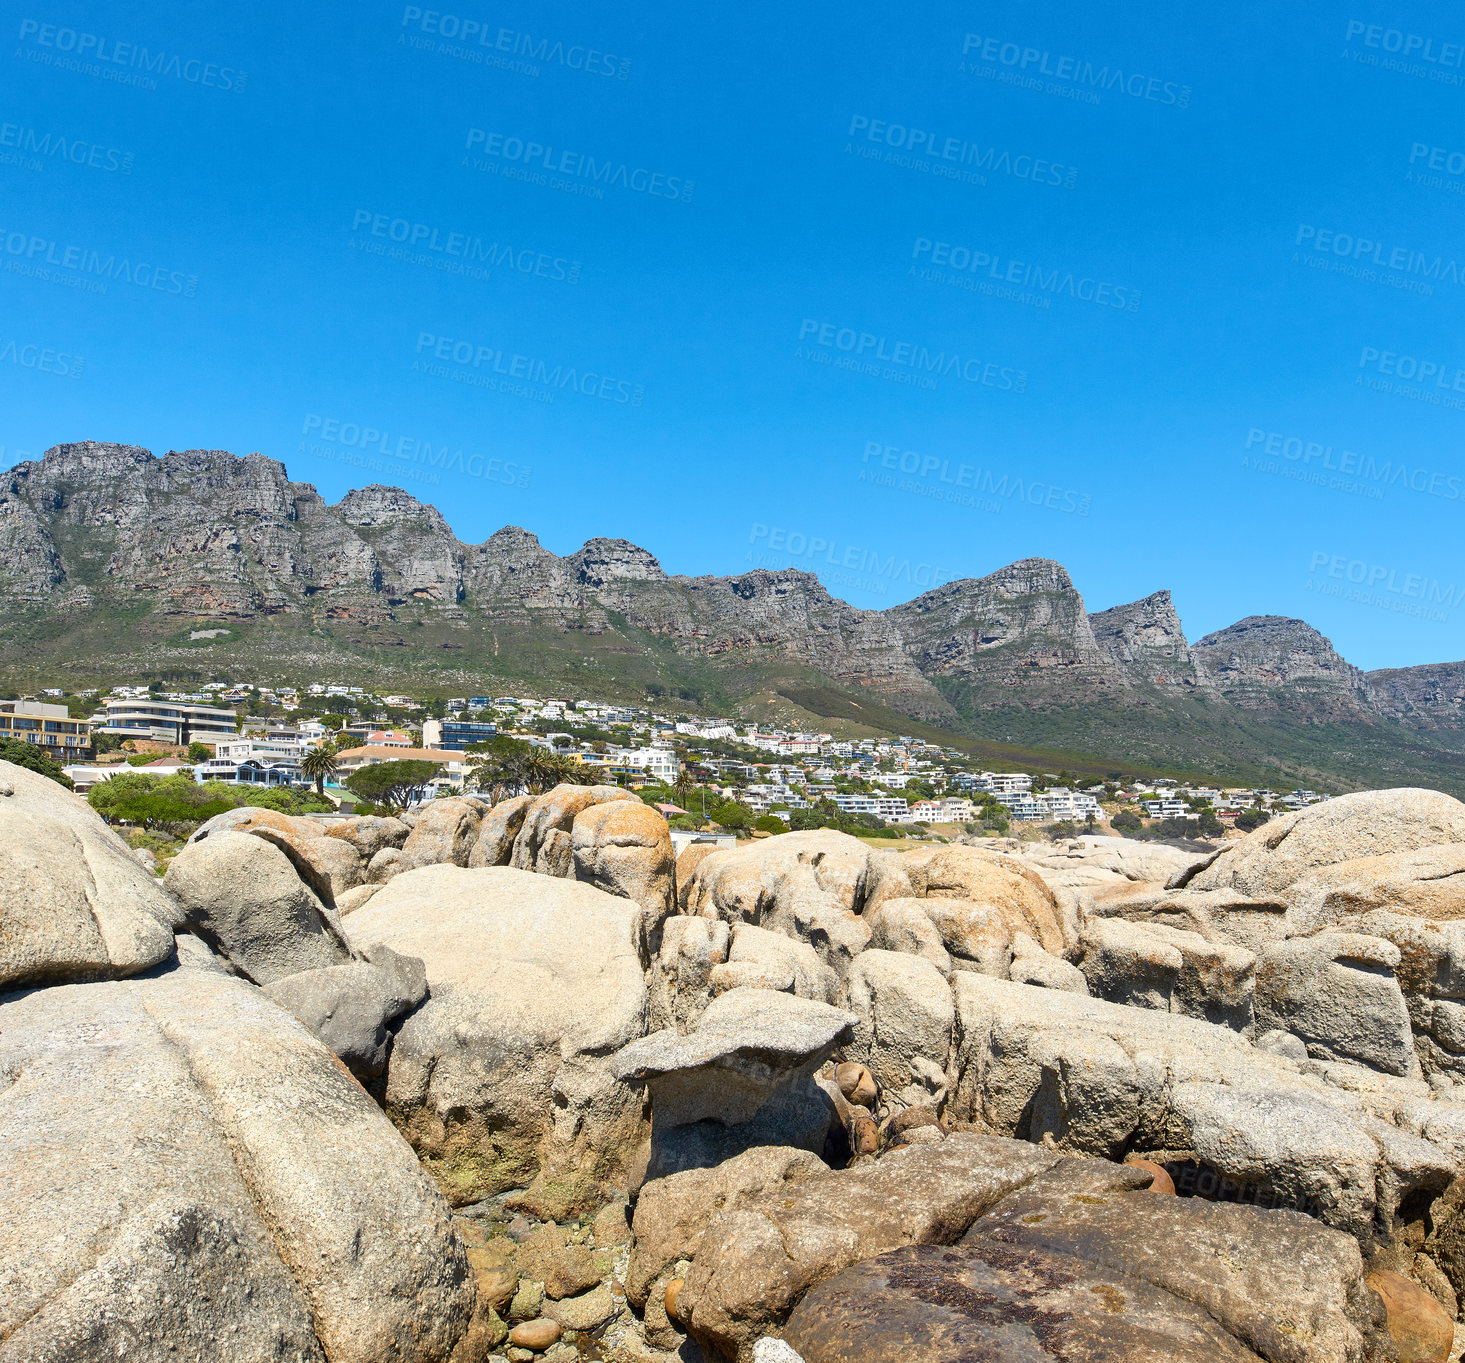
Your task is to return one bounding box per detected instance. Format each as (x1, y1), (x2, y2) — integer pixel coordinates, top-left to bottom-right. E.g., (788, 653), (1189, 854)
(524, 748), (579, 795)
(300, 745), (339, 796)
(674, 766), (695, 813)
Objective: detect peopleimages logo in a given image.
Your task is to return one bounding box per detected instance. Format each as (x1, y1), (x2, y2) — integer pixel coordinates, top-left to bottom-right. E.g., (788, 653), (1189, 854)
(300, 414), (530, 487)
(15, 20), (247, 92)
(860, 441), (1092, 516)
(0, 335), (83, 377)
(348, 209), (581, 284)
(1244, 427), (1459, 501)
(0, 228), (197, 295)
(464, 130), (694, 202)
(412, 332), (645, 406)
(748, 524), (953, 596)
(958, 34), (1191, 108)
(0, 122), (133, 174)
(1344, 20), (1465, 69)
(797, 319), (1027, 393)
(910, 237), (1140, 312)
(1295, 224), (1465, 284)
(1358, 346), (1465, 393)
(846, 115), (1076, 189)
(1307, 550), (1461, 621)
(398, 7), (631, 79)
(1409, 142), (1465, 176)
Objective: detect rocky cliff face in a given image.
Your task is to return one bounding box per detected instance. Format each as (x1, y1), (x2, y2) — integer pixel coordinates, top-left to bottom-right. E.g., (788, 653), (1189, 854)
(1191, 616), (1375, 720)
(2, 443), (1462, 751)
(888, 559), (1115, 694)
(1367, 661), (1465, 727)
(0, 444), (950, 717)
(1089, 590), (1208, 688)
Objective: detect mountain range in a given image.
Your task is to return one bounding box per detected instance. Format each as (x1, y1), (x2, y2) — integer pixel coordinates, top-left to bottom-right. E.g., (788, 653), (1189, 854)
(3, 441), (1463, 791)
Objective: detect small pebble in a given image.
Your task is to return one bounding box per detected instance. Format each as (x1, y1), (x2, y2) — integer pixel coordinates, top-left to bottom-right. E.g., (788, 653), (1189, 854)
(508, 1317), (562, 1351)
(835, 1062), (877, 1108)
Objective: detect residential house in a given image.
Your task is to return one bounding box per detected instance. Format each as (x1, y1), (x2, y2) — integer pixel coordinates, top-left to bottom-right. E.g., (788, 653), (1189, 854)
(331, 745), (469, 785)
(1034, 790), (1101, 821)
(1142, 799), (1194, 819)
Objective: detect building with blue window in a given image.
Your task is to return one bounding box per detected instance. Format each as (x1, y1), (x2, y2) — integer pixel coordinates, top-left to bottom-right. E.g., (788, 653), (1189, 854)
(424, 718), (499, 751)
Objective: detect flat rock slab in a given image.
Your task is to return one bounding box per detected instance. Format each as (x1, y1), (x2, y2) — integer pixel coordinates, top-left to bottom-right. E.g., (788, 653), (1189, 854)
(613, 987), (857, 1127)
(784, 1239), (1266, 1363)
(969, 1159), (1390, 1363)
(948, 971), (1456, 1241)
(676, 1133), (1058, 1361)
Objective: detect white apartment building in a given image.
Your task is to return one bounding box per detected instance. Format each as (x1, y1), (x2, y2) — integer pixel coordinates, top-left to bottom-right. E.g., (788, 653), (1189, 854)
(94, 698), (237, 746)
(982, 771), (1033, 797)
(675, 721), (737, 740)
(833, 794), (911, 820)
(636, 747), (680, 783)
(1142, 799), (1194, 819)
(1003, 795), (1042, 821)
(1285, 788), (1327, 807)
(907, 798), (978, 823)
(1035, 790), (1102, 821)
(777, 738), (822, 755)
(580, 746), (680, 784)
(214, 736), (308, 765)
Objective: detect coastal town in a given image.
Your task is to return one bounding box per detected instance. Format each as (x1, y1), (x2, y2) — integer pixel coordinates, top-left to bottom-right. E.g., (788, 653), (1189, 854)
(3, 681), (1329, 849)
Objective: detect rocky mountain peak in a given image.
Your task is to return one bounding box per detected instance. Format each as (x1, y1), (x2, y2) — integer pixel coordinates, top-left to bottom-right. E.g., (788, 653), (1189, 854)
(1192, 615), (1372, 717)
(988, 556), (1078, 594)
(888, 557), (1107, 682)
(1368, 660), (1465, 727)
(1194, 614), (1347, 669)
(333, 485), (451, 533)
(481, 525), (546, 554)
(1090, 589), (1203, 686)
(5, 441), (1465, 770)
(33, 440), (155, 479)
(567, 537), (667, 587)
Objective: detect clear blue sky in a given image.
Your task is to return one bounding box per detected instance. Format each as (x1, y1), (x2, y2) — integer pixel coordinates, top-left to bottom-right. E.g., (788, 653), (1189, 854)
(1, 1), (1462, 670)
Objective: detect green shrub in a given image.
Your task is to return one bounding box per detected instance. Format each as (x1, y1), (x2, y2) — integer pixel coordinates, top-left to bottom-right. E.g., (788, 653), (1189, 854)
(344, 760), (441, 811)
(0, 738), (73, 789)
(710, 799), (756, 832)
(88, 772), (331, 829)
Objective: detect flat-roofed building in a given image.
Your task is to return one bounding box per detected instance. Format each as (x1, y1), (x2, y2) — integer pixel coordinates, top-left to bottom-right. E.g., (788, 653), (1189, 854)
(94, 698), (237, 746)
(0, 699), (91, 756)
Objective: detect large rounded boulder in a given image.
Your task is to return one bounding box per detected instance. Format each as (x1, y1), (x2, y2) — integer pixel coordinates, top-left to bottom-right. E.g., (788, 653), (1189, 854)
(163, 831), (354, 985)
(867, 845), (1069, 956)
(0, 759), (179, 990)
(344, 864), (652, 1219)
(1185, 789), (1465, 898)
(0, 964), (478, 1362)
